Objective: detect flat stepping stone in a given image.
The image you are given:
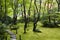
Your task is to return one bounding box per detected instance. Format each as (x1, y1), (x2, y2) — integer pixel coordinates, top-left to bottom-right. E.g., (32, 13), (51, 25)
(6, 30), (16, 40)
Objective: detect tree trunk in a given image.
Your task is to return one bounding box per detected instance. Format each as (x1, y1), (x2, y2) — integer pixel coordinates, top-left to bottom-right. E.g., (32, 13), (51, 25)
(28, 0), (32, 22)
(4, 0), (7, 23)
(33, 9), (37, 31)
(48, 10), (51, 23)
(33, 0), (41, 32)
(21, 4), (23, 18)
(0, 0), (2, 20)
(56, 0), (60, 12)
(13, 0), (18, 25)
(23, 0), (27, 33)
(47, 0), (51, 23)
(28, 0), (32, 16)
(58, 3), (60, 12)
(38, 0), (42, 20)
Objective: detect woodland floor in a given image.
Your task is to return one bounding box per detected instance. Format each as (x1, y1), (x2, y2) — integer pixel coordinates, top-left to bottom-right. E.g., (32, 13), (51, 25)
(7, 22), (60, 40)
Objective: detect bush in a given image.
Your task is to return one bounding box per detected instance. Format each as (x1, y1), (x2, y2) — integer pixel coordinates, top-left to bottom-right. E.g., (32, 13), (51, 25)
(0, 23), (7, 40)
(42, 20), (58, 28)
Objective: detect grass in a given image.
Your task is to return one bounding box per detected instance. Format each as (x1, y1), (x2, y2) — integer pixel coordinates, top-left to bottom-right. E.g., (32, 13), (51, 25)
(10, 22), (60, 40)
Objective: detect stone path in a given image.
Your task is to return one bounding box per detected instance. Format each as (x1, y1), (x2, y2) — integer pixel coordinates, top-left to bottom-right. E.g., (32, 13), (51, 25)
(6, 30), (16, 40)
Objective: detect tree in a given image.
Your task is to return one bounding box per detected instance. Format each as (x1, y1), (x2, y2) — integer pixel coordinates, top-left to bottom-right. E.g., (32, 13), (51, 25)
(56, 0), (60, 12)
(0, 0), (2, 20)
(23, 0), (27, 33)
(38, 0), (42, 20)
(33, 0), (41, 32)
(47, 0), (51, 23)
(4, 0), (7, 23)
(28, 0), (32, 22)
(21, 4), (23, 18)
(0, 0), (5, 23)
(45, 0), (53, 23)
(12, 0), (18, 25)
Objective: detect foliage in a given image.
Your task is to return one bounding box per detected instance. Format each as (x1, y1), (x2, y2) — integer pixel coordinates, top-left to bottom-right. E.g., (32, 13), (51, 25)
(0, 22), (7, 40)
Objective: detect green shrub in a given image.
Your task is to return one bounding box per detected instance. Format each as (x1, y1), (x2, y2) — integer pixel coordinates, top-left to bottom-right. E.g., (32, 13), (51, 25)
(0, 23), (7, 39)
